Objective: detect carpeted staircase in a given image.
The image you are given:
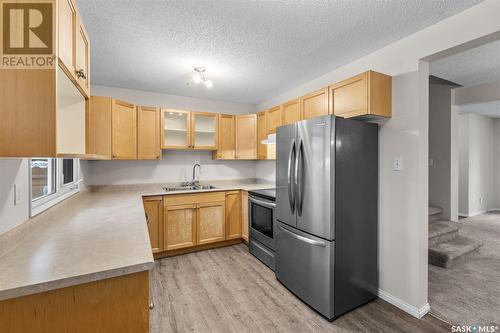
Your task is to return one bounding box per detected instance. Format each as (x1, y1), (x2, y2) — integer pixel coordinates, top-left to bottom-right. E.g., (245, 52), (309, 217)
(428, 206), (483, 268)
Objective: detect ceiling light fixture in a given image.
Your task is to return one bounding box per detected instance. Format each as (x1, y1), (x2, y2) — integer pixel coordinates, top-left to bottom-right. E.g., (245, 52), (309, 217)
(191, 67), (213, 88)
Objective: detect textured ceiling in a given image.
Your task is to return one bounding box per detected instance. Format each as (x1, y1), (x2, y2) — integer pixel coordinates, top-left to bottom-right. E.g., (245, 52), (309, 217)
(431, 38), (500, 87)
(76, 0), (483, 104)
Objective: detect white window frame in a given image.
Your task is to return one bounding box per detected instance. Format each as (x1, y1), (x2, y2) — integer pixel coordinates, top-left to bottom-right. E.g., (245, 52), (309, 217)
(30, 158), (81, 217)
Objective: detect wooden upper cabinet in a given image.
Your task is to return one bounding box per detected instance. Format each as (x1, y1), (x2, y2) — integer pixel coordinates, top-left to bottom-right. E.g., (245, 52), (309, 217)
(197, 201), (226, 245)
(235, 114), (257, 159)
(161, 109), (191, 149)
(75, 13), (90, 96)
(88, 96), (112, 159)
(257, 111), (267, 160)
(225, 191), (241, 240)
(214, 114), (235, 159)
(191, 112), (218, 150)
(164, 203), (197, 251)
(143, 197), (163, 253)
(282, 98), (302, 125)
(112, 99), (137, 160)
(138, 106), (161, 160)
(266, 106), (282, 134)
(301, 88), (329, 120)
(58, 0), (76, 74)
(329, 70), (392, 118)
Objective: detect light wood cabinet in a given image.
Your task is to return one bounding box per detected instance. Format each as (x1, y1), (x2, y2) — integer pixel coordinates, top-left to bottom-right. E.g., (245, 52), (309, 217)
(282, 98), (302, 125)
(143, 196), (163, 253)
(161, 109), (191, 149)
(161, 109), (218, 150)
(266, 106), (282, 134)
(138, 106), (161, 160)
(112, 99), (137, 159)
(329, 70), (392, 118)
(197, 201), (226, 245)
(191, 112), (218, 150)
(87, 96), (112, 159)
(164, 204), (197, 251)
(225, 191), (241, 240)
(0, 272), (149, 333)
(163, 192), (227, 251)
(75, 13), (90, 96)
(58, 0), (77, 75)
(213, 114), (235, 159)
(257, 111), (268, 160)
(241, 191), (249, 242)
(301, 88), (329, 120)
(0, 0), (90, 158)
(235, 114), (257, 159)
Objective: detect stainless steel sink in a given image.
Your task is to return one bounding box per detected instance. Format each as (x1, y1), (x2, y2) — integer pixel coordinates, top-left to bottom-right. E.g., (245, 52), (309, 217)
(163, 184), (216, 192)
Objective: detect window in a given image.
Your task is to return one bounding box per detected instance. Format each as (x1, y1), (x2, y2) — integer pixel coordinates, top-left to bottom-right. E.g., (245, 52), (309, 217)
(30, 158), (80, 216)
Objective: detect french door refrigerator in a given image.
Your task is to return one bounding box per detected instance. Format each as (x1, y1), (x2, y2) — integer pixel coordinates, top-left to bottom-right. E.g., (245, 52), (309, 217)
(275, 115), (378, 321)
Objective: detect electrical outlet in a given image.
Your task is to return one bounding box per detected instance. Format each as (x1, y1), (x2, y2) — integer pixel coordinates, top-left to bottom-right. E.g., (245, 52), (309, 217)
(14, 184), (21, 205)
(393, 158), (403, 171)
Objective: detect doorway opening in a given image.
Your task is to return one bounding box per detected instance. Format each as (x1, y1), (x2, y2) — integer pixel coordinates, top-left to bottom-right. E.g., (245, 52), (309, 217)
(426, 37), (500, 325)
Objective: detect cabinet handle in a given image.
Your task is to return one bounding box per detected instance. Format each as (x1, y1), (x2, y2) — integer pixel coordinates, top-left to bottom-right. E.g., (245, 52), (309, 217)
(149, 301), (154, 310)
(76, 69), (87, 80)
(145, 212), (150, 224)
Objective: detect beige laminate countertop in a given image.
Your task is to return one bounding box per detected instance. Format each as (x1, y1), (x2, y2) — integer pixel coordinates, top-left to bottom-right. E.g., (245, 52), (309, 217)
(0, 180), (274, 301)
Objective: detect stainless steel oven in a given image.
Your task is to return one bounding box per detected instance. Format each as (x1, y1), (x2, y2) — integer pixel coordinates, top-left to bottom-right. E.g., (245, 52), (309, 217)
(248, 189), (276, 271)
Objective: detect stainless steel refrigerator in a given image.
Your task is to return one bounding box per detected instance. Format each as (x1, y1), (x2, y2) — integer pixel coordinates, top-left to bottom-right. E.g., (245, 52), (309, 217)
(275, 115), (378, 321)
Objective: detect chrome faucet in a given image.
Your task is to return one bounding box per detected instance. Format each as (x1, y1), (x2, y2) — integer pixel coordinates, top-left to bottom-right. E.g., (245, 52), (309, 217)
(192, 163), (201, 185)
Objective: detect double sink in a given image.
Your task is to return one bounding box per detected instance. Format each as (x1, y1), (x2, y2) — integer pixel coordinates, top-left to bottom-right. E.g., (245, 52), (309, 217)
(163, 184), (216, 192)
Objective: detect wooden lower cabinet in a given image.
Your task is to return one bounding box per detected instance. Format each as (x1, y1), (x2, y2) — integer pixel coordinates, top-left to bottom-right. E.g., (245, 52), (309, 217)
(143, 196), (163, 253)
(0, 271), (149, 333)
(241, 191), (249, 242)
(225, 191), (241, 240)
(153, 191), (245, 257)
(197, 201), (226, 245)
(164, 203), (197, 251)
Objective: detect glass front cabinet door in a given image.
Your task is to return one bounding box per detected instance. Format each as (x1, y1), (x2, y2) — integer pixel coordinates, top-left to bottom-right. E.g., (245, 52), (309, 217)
(161, 109), (191, 149)
(191, 112), (218, 150)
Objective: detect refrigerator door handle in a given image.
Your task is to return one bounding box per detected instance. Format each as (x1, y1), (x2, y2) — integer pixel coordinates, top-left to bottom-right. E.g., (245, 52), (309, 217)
(278, 224), (326, 247)
(287, 139), (296, 213)
(295, 139), (304, 216)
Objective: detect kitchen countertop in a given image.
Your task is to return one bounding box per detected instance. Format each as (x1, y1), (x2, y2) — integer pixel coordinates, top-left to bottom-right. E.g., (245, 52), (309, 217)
(0, 179), (273, 301)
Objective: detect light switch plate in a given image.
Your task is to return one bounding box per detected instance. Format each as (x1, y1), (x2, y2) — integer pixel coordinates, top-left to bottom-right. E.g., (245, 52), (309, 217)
(393, 158), (403, 171)
(14, 184), (21, 205)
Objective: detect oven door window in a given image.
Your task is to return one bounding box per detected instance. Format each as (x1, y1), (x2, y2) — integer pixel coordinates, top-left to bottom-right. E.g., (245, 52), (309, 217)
(250, 201), (273, 238)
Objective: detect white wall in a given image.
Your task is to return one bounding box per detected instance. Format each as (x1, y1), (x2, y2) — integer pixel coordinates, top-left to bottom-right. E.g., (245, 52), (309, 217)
(494, 119), (500, 209)
(255, 0), (500, 318)
(255, 160), (276, 183)
(0, 160), (30, 234)
(84, 151), (257, 185)
(458, 114), (470, 216)
(461, 113), (496, 215)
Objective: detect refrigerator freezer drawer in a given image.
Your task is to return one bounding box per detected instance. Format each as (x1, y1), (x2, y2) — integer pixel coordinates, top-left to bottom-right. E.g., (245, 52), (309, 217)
(275, 222), (335, 319)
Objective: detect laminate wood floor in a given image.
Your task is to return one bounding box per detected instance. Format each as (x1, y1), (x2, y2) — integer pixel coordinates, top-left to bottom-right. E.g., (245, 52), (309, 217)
(150, 244), (449, 333)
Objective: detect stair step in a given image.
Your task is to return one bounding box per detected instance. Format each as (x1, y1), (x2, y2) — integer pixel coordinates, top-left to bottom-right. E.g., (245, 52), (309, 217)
(429, 235), (483, 268)
(429, 220), (460, 244)
(429, 206), (443, 216)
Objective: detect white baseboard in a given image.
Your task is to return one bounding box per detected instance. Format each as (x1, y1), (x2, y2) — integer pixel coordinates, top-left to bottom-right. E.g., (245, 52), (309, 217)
(468, 210), (487, 217)
(378, 289), (430, 319)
